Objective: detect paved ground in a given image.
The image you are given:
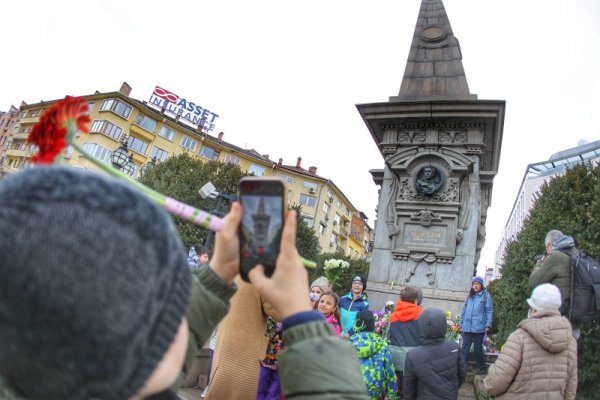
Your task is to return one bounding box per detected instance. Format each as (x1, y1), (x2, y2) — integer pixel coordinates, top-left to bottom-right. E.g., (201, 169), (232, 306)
(177, 387), (201, 400)
(178, 381), (478, 399)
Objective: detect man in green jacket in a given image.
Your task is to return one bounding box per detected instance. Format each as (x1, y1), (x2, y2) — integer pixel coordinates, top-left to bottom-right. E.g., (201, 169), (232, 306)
(529, 229), (580, 339)
(0, 167), (366, 400)
(529, 230), (578, 314)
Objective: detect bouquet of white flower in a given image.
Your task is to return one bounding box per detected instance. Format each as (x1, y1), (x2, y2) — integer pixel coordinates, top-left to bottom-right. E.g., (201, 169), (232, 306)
(323, 258), (350, 290)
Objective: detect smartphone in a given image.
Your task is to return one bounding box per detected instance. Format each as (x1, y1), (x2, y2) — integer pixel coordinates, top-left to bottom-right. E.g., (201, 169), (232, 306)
(238, 177), (286, 282)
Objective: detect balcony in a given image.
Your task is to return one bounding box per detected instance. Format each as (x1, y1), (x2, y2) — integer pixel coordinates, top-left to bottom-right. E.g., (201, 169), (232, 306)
(6, 148), (27, 158)
(340, 227), (349, 238)
(335, 246), (345, 254)
(130, 124), (156, 142)
(20, 116), (40, 124)
(12, 133), (30, 140)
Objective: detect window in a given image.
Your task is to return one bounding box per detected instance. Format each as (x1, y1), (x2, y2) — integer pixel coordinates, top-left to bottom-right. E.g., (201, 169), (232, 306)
(85, 102), (95, 114)
(159, 126), (176, 142)
(319, 223), (326, 236)
(331, 233), (339, 245)
(65, 145), (74, 158)
(100, 99), (132, 119)
(223, 153), (241, 165)
(322, 203), (329, 213)
(12, 125), (18, 133)
(127, 136), (149, 154)
(135, 114), (158, 132)
(302, 214), (314, 228)
(19, 126), (31, 133)
(27, 109), (40, 118)
(281, 174), (294, 184)
(90, 120), (123, 140)
(248, 164), (265, 176)
(82, 143), (111, 164)
(200, 145), (220, 161)
(299, 194), (317, 208)
(180, 135), (198, 151)
(334, 214), (341, 225)
(150, 146), (169, 162)
(303, 181), (317, 193)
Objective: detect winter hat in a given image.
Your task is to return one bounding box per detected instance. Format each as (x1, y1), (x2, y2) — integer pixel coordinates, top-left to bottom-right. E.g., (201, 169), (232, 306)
(310, 276), (330, 291)
(352, 275), (367, 291)
(354, 310), (375, 333)
(527, 283), (562, 311)
(472, 276), (485, 286)
(0, 167), (191, 400)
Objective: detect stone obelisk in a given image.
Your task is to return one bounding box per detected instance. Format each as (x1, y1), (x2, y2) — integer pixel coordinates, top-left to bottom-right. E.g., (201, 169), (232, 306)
(357, 0), (505, 315)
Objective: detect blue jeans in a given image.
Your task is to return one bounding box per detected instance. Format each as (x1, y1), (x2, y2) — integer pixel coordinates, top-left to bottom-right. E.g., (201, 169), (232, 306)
(462, 332), (485, 370)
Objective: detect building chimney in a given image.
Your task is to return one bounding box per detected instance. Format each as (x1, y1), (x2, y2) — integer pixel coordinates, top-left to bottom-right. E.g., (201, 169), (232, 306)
(296, 157), (302, 168)
(119, 82), (132, 97)
(278, 158), (283, 165)
(308, 166), (317, 175)
(218, 132), (224, 141)
(20, 101), (27, 108)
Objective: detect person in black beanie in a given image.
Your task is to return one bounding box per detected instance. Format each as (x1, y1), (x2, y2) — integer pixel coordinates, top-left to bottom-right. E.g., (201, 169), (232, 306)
(339, 275), (369, 338)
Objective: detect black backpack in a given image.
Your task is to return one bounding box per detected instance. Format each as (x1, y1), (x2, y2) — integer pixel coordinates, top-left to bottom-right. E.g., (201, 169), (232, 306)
(560, 250), (600, 322)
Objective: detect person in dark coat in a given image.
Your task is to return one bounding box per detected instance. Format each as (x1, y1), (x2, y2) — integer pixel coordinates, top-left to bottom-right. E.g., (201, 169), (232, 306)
(403, 308), (466, 400)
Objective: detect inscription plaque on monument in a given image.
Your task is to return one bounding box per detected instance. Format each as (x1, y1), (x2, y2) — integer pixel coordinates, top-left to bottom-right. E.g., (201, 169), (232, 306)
(404, 224), (446, 246)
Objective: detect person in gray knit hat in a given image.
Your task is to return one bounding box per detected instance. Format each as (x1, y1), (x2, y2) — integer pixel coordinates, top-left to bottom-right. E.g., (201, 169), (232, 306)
(0, 167), (239, 400)
(0, 166), (369, 400)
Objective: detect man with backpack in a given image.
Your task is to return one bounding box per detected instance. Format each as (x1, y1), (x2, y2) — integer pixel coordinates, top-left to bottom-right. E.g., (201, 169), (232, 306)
(529, 229), (580, 338)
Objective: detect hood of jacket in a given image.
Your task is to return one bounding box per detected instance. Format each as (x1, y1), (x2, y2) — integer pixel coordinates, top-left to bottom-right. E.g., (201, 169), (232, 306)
(418, 308), (446, 341)
(518, 310), (572, 353)
(351, 331), (387, 359)
(390, 301), (422, 323)
(552, 235), (575, 251)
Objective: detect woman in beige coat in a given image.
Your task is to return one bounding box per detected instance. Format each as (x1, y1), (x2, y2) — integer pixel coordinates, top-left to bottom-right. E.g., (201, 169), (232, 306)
(206, 277), (280, 399)
(484, 283), (577, 399)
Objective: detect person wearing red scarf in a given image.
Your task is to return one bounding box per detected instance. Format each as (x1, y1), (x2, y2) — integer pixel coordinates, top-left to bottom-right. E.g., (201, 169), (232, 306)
(388, 286), (423, 398)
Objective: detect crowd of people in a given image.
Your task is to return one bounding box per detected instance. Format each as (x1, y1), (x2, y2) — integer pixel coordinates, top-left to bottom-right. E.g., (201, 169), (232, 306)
(0, 166), (581, 399)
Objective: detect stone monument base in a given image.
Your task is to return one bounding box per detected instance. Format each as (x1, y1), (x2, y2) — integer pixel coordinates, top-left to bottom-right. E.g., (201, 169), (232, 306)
(367, 281), (468, 318)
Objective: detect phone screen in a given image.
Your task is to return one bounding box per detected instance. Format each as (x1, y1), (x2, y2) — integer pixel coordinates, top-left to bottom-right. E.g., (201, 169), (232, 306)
(239, 178), (285, 282)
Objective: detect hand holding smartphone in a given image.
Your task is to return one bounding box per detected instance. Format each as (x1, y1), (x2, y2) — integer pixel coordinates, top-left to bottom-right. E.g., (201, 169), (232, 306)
(238, 177), (286, 282)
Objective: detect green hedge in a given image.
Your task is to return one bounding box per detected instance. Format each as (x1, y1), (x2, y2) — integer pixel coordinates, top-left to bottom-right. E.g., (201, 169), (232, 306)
(493, 163), (600, 397)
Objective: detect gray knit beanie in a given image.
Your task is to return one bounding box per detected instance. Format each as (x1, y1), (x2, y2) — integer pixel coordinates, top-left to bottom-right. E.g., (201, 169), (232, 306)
(0, 167), (191, 400)
(310, 276), (330, 291)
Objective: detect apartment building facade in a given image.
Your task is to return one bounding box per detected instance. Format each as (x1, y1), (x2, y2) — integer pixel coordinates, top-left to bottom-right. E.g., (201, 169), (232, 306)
(2, 82), (373, 259)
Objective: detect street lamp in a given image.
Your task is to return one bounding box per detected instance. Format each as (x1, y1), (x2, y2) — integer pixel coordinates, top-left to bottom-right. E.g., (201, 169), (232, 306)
(111, 141), (135, 176)
(140, 156), (157, 176)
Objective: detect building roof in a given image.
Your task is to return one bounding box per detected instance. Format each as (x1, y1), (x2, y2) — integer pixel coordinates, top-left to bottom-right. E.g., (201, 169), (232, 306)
(525, 140), (600, 179)
(391, 0), (476, 102)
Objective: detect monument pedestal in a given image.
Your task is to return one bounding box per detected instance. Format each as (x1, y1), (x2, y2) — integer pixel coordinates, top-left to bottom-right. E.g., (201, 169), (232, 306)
(368, 281), (468, 318)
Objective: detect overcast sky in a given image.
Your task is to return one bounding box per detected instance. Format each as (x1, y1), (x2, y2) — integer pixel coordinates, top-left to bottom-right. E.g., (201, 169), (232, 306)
(2, 0), (600, 273)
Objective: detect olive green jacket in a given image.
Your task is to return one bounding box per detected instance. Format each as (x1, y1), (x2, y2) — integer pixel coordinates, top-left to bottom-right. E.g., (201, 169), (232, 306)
(279, 320), (368, 399)
(529, 248), (578, 305)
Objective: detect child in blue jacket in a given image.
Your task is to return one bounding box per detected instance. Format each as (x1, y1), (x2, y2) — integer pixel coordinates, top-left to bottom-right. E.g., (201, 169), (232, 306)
(339, 275), (369, 338)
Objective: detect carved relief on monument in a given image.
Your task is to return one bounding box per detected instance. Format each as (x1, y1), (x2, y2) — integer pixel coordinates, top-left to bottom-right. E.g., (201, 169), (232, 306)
(383, 147), (476, 283)
(414, 165), (444, 196)
(439, 130), (467, 144)
(398, 130), (426, 144)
